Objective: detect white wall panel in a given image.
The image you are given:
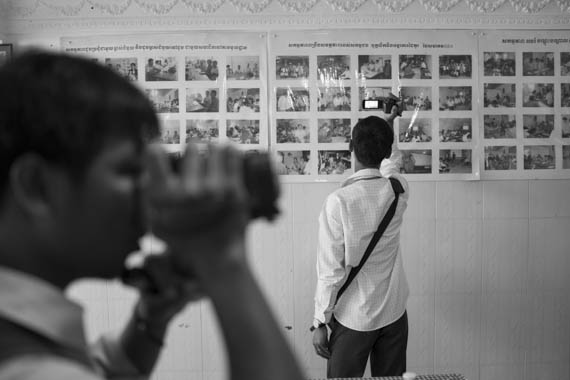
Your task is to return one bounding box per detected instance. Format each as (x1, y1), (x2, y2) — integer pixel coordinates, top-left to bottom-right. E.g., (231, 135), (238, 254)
(482, 181), (529, 219)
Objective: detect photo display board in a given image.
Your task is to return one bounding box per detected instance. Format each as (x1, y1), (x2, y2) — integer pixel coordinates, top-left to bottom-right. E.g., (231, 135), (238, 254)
(62, 29), (570, 181)
(268, 30), (480, 182)
(479, 30), (570, 179)
(62, 33), (269, 157)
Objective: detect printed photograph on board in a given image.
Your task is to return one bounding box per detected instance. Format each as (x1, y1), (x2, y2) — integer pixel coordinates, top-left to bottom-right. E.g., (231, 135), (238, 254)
(317, 118), (351, 143)
(400, 150), (432, 174)
(439, 118), (472, 142)
(439, 55), (472, 79)
(483, 52), (515, 76)
(399, 55), (432, 79)
(561, 53), (570, 76)
(484, 115), (516, 139)
(226, 56), (260, 80)
(145, 57), (177, 81)
(439, 86), (472, 111)
(563, 145), (570, 168)
(227, 88), (261, 113)
(439, 149), (472, 174)
(276, 119), (310, 143)
(159, 119), (180, 144)
(317, 55), (351, 81)
(359, 86), (392, 111)
(522, 52), (554, 76)
(275, 150), (311, 175)
(522, 83), (554, 108)
(523, 114), (554, 138)
(276, 56), (309, 79)
(483, 83), (516, 108)
(186, 119), (219, 143)
(400, 87), (432, 111)
(524, 145), (555, 169)
(317, 87), (351, 111)
(276, 87), (309, 112)
(358, 55), (392, 79)
(561, 83), (570, 107)
(485, 146), (517, 171)
(105, 58), (138, 81)
(318, 150), (351, 175)
(185, 57), (219, 81)
(226, 120), (260, 144)
(186, 88), (219, 112)
(562, 115), (570, 138)
(398, 118), (432, 143)
(146, 89), (179, 113)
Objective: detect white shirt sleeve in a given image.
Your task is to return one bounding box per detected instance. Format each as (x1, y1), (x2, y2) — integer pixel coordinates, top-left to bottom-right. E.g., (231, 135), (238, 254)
(313, 194), (347, 325)
(380, 125), (402, 177)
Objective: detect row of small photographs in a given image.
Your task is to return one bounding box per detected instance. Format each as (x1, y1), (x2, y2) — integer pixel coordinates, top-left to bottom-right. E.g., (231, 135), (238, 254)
(159, 119), (261, 145)
(483, 52), (570, 77)
(483, 83), (570, 108)
(278, 54), (472, 80)
(485, 145), (570, 170)
(274, 149), (475, 175)
(145, 88), (260, 114)
(275, 150), (350, 175)
(103, 56), (260, 82)
(275, 117), (471, 144)
(144, 83), (570, 114)
(484, 114), (570, 139)
(276, 86), (467, 112)
(398, 113), (570, 142)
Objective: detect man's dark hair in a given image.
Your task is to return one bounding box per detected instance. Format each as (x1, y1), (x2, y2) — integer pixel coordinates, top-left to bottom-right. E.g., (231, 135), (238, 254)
(351, 116), (393, 167)
(0, 50), (159, 196)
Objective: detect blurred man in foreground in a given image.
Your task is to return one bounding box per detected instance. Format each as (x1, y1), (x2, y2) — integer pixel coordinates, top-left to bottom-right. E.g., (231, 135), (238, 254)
(0, 50), (304, 380)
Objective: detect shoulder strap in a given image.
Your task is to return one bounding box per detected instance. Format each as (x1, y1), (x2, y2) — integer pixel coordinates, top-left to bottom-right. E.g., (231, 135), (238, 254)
(333, 177), (404, 307)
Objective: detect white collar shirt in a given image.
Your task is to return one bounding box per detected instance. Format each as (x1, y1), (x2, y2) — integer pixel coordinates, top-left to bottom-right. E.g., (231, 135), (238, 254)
(314, 150), (410, 331)
(0, 266), (145, 379)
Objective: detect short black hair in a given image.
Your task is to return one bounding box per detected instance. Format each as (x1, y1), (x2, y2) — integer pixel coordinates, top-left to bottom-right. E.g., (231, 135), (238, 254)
(0, 50), (159, 196)
(351, 116), (393, 167)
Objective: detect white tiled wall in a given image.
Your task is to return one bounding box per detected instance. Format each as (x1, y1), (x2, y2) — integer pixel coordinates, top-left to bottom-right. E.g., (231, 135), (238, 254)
(68, 179), (570, 380)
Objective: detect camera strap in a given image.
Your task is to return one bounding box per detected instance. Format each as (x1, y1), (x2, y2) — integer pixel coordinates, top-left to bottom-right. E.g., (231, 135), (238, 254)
(333, 177), (404, 307)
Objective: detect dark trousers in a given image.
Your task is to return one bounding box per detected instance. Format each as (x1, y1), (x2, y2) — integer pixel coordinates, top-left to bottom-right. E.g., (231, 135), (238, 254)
(327, 311), (408, 378)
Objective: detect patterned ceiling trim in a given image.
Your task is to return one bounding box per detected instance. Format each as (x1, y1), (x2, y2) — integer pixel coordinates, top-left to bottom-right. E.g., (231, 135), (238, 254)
(464, 0), (507, 12)
(373, 0), (416, 12)
(277, 0), (320, 12)
(326, 0), (368, 12)
(2, 0), (570, 17)
(181, 0), (225, 13)
(87, 0), (134, 15)
(419, 0), (462, 12)
(229, 0), (273, 13)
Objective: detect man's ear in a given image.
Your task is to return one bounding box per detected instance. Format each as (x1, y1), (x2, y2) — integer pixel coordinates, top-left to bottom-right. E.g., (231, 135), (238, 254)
(9, 153), (55, 217)
(384, 147), (392, 160)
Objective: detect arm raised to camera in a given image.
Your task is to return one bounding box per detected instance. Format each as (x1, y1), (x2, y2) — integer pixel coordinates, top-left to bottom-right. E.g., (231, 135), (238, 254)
(145, 144), (305, 380)
(381, 104), (403, 177)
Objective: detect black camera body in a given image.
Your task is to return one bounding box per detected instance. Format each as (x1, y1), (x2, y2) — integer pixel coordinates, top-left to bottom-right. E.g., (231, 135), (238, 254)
(362, 92), (402, 116)
(168, 151), (280, 221)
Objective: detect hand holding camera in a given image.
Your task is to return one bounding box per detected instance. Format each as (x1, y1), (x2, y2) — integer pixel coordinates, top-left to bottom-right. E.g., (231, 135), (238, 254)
(362, 92), (402, 117)
(144, 144), (277, 278)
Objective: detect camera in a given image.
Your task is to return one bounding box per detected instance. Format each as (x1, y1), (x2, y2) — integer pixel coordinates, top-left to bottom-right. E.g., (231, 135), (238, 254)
(168, 151), (280, 221)
(362, 92), (402, 116)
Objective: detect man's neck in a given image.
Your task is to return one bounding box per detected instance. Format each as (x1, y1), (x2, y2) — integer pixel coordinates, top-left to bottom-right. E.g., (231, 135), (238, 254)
(354, 159), (380, 173)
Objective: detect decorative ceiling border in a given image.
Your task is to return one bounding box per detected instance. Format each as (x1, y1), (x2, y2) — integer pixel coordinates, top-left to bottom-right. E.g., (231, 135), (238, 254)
(5, 13), (570, 35)
(2, 0), (570, 16)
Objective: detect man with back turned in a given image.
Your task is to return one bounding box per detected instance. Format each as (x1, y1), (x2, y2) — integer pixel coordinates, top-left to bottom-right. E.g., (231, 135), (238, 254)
(312, 109), (410, 378)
